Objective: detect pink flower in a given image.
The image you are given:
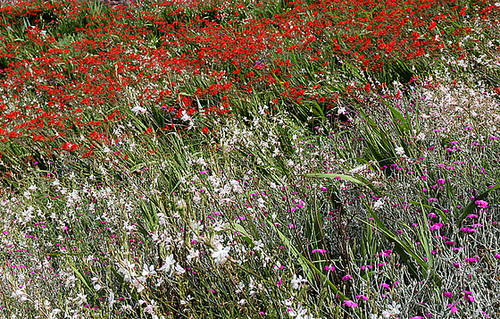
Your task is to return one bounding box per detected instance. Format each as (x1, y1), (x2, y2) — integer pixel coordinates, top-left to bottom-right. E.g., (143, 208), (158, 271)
(355, 295), (368, 301)
(443, 292), (453, 298)
(429, 223), (443, 231)
(342, 275), (352, 281)
(379, 283), (390, 290)
(380, 249), (392, 257)
(475, 200), (489, 208)
(312, 249), (327, 255)
(429, 198), (438, 202)
(465, 257), (478, 263)
(463, 291), (475, 302)
(437, 179), (446, 185)
(343, 300), (358, 308)
(460, 227), (477, 233)
(494, 254), (500, 259)
(447, 302), (459, 313)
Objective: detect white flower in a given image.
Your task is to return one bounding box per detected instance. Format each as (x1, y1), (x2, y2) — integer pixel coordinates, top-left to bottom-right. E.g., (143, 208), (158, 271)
(180, 110), (191, 122)
(230, 180), (243, 193)
(75, 293), (87, 306)
(131, 105), (147, 115)
(142, 264), (157, 277)
(175, 263), (185, 275)
(291, 274), (307, 289)
(395, 146), (405, 156)
(288, 304), (315, 318)
(373, 199), (384, 210)
(211, 244), (230, 265)
(107, 290), (116, 310)
(122, 304), (133, 312)
(123, 222), (137, 233)
(117, 260), (136, 283)
(159, 254), (175, 275)
(416, 132), (426, 141)
(11, 288), (29, 302)
(238, 299), (247, 305)
(187, 249), (200, 262)
(382, 302), (401, 318)
(349, 164), (368, 174)
(131, 277), (145, 293)
(144, 300), (157, 314)
(176, 199), (187, 209)
(253, 240), (264, 251)
(48, 309), (61, 319)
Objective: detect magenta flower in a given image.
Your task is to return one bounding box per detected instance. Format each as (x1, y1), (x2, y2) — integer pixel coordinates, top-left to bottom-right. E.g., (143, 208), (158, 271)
(342, 275), (352, 281)
(447, 302), (459, 313)
(380, 249), (392, 257)
(355, 295), (368, 301)
(429, 223), (443, 231)
(437, 178), (446, 185)
(379, 283), (390, 290)
(443, 292), (453, 298)
(312, 249), (327, 255)
(460, 227), (477, 233)
(429, 198), (438, 202)
(475, 200), (488, 208)
(494, 254), (500, 259)
(343, 300), (358, 308)
(463, 291), (475, 302)
(464, 257), (478, 263)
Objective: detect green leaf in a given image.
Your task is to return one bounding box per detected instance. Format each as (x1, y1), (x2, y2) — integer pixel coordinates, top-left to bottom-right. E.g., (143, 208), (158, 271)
(266, 219), (347, 300)
(360, 205), (442, 287)
(224, 222), (254, 247)
(67, 261), (93, 292)
(457, 184), (500, 227)
(407, 199), (448, 224)
(305, 173), (367, 186)
(387, 105), (409, 133)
